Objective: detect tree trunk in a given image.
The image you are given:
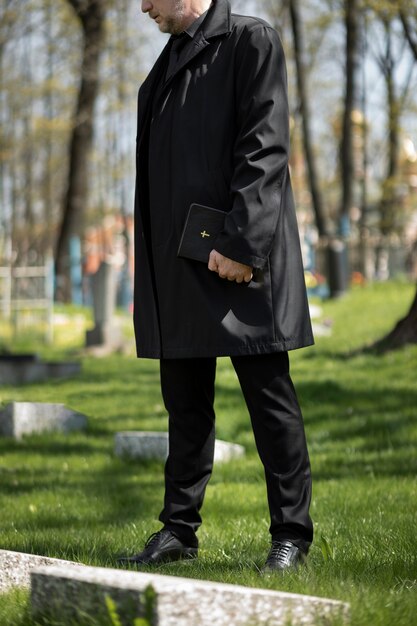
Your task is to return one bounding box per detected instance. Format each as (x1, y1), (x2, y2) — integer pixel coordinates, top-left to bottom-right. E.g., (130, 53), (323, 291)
(288, 0), (327, 237)
(378, 20), (400, 238)
(340, 0), (358, 225)
(399, 9), (417, 60)
(369, 4), (417, 353)
(55, 0), (106, 302)
(370, 285), (417, 352)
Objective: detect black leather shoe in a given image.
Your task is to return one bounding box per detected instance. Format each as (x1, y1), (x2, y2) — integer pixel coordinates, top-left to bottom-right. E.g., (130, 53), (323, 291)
(262, 539), (307, 573)
(117, 529), (198, 567)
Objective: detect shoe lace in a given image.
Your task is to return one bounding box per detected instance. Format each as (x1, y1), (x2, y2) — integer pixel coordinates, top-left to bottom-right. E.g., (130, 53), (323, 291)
(267, 540), (291, 565)
(144, 530), (165, 549)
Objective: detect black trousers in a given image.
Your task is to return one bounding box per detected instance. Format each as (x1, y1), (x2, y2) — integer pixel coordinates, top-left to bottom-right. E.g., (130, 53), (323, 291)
(158, 352), (313, 553)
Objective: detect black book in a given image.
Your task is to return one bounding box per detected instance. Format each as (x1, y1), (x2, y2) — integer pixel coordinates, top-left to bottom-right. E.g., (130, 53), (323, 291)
(177, 203), (227, 264)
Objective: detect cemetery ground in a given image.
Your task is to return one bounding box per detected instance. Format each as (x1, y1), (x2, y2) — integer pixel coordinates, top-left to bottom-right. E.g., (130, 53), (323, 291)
(0, 280), (416, 626)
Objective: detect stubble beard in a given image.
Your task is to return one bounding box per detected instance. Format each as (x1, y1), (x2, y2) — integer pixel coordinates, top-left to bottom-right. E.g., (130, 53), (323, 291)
(159, 0), (186, 35)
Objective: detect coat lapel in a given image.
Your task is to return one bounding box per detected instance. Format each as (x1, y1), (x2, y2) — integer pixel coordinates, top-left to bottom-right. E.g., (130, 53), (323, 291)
(137, 0), (232, 155)
(137, 42), (171, 147)
(202, 0), (231, 39)
(163, 31), (209, 89)
(161, 0), (232, 89)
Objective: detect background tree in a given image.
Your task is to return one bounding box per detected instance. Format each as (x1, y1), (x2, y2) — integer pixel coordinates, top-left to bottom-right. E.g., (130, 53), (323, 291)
(1, 0), (417, 319)
(288, 0), (328, 237)
(1, 0), (79, 266)
(339, 0), (359, 235)
(0, 0), (20, 264)
(369, 4), (414, 243)
(264, 0), (328, 238)
(399, 0), (417, 59)
(369, 0), (417, 352)
(55, 0), (107, 301)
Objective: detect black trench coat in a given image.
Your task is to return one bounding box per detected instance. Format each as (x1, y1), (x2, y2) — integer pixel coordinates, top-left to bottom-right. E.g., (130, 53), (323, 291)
(133, 0), (314, 359)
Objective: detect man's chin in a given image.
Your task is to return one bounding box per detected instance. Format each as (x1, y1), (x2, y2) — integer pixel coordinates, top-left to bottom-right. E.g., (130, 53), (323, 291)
(158, 22), (172, 34)
(158, 18), (183, 35)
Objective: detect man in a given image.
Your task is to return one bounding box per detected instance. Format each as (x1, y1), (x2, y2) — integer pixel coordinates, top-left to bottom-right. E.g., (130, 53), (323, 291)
(120, 0), (314, 572)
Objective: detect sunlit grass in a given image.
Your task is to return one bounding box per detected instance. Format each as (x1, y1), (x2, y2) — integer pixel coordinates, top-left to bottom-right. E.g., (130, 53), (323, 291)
(0, 280), (416, 625)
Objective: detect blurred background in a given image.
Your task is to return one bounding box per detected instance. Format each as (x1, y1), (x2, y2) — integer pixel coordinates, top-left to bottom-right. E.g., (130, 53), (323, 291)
(0, 0), (416, 348)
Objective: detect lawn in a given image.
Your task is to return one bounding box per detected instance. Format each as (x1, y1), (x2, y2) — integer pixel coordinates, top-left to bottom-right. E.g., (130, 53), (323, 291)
(0, 280), (416, 625)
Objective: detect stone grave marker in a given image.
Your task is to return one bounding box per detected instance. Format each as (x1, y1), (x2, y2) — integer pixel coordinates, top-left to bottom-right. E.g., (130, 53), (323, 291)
(114, 431), (245, 464)
(0, 354), (81, 385)
(0, 402), (87, 439)
(86, 261), (121, 348)
(31, 564), (350, 626)
(0, 550), (83, 593)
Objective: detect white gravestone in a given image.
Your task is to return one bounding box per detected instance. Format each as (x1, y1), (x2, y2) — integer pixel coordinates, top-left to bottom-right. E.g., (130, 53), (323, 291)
(0, 550), (83, 593)
(31, 564), (350, 626)
(86, 261), (121, 347)
(0, 402), (87, 439)
(114, 431), (245, 464)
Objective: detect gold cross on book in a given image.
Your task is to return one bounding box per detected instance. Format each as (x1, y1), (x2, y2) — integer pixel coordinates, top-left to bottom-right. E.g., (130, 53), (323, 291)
(200, 231), (210, 238)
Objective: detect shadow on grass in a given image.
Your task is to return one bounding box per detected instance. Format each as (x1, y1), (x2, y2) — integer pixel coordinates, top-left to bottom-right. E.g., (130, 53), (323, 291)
(0, 357), (160, 396)
(0, 460), (165, 563)
(0, 428), (166, 559)
(1, 348), (415, 567)
(0, 437), (111, 457)
(214, 377), (417, 480)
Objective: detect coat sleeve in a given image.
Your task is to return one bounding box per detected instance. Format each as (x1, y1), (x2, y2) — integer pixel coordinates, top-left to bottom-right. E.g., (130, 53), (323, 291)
(213, 24), (290, 270)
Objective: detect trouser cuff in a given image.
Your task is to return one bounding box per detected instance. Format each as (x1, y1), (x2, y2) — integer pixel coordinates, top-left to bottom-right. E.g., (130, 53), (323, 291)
(163, 524), (199, 548)
(271, 533), (311, 555)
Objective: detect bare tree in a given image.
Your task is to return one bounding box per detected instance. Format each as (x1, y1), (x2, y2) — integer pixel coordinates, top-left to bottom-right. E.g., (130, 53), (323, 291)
(369, 10), (414, 240)
(369, 287), (417, 352)
(55, 0), (107, 301)
(399, 0), (417, 59)
(0, 0), (20, 261)
(339, 0), (359, 228)
(288, 0), (328, 237)
(369, 2), (417, 352)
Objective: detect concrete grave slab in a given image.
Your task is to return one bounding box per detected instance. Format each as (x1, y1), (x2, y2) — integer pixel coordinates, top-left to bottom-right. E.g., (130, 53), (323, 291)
(0, 355), (81, 385)
(0, 402), (87, 439)
(0, 550), (82, 594)
(312, 322), (333, 337)
(309, 304), (323, 319)
(31, 564), (350, 626)
(86, 261), (121, 348)
(114, 431), (245, 464)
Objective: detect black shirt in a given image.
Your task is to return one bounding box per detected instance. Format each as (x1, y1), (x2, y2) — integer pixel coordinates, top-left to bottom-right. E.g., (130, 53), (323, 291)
(165, 8), (210, 81)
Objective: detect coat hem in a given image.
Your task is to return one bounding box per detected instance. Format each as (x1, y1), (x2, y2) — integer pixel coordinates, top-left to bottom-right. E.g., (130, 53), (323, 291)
(136, 335), (315, 359)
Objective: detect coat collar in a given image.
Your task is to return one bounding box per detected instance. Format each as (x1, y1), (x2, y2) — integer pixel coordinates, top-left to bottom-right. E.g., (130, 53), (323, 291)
(137, 0), (231, 147)
(140, 0), (231, 96)
(200, 0), (231, 40)
(163, 30), (207, 88)
(161, 0), (232, 90)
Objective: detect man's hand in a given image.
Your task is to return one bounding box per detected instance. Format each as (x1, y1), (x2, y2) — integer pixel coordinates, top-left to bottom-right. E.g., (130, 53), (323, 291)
(208, 250), (253, 283)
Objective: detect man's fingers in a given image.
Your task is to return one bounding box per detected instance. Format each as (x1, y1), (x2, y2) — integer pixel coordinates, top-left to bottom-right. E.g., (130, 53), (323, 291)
(208, 251), (218, 272)
(218, 269), (251, 282)
(209, 250), (253, 283)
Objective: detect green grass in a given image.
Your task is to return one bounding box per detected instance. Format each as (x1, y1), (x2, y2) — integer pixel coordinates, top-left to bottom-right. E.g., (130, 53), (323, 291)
(0, 281), (416, 625)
